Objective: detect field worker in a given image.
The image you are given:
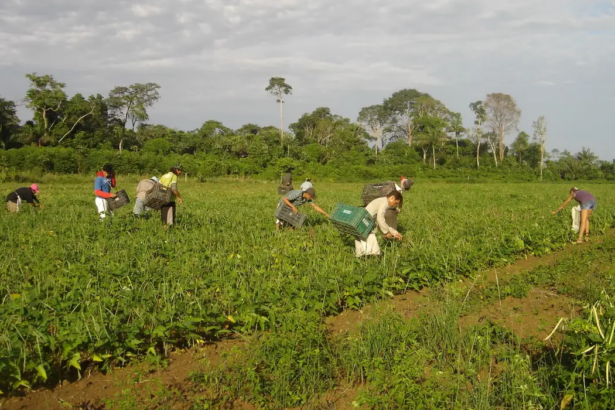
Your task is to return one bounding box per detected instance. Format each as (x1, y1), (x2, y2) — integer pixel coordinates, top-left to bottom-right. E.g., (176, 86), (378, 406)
(5, 184), (42, 213)
(300, 178), (313, 191)
(159, 165), (184, 228)
(278, 168), (293, 195)
(94, 164), (117, 220)
(552, 187), (597, 244)
(382, 176), (414, 233)
(134, 176), (159, 216)
(357, 191), (403, 257)
(276, 187), (329, 230)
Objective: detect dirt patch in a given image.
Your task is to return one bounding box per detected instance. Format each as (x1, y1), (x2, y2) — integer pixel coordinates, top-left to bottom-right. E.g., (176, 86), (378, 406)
(1, 339), (243, 410)
(324, 288), (430, 336)
(459, 288), (581, 340)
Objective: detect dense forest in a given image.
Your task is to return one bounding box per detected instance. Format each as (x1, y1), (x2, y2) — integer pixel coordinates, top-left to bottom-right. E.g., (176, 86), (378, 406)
(1, 74), (613, 181)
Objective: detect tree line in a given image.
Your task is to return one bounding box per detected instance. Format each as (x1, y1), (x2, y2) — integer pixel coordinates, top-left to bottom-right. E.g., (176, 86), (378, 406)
(0, 73), (613, 181)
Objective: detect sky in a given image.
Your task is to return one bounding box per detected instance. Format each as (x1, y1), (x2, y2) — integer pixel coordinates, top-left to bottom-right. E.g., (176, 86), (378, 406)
(1, 0), (614, 158)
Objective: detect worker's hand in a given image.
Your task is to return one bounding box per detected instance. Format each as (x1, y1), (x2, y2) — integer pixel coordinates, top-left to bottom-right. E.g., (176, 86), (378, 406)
(110, 193), (117, 198)
(38, 204), (43, 210)
(324, 213), (330, 218)
(385, 233), (394, 239)
(394, 232), (403, 241)
(397, 208), (402, 214)
(551, 210), (558, 215)
(177, 198), (183, 205)
(291, 206), (298, 214)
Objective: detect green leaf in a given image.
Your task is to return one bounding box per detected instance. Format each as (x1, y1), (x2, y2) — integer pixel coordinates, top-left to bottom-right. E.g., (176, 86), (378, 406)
(36, 365), (48, 381)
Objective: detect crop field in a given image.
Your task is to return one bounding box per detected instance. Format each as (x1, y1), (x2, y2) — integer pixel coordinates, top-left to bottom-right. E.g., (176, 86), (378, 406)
(1, 179), (615, 405)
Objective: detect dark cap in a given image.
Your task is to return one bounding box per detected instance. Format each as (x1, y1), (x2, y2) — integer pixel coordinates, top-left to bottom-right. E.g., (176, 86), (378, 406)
(102, 164), (114, 173)
(304, 187), (316, 198)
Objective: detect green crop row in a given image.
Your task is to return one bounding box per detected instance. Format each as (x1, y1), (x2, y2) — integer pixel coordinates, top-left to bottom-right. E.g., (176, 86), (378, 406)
(1, 181), (614, 392)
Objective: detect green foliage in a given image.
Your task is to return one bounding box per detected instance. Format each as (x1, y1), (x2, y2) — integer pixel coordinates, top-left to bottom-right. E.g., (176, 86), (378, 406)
(192, 311), (338, 409)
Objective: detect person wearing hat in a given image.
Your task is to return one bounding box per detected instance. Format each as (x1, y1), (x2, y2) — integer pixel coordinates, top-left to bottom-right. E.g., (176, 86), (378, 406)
(158, 165), (184, 227)
(94, 164), (117, 220)
(300, 178), (313, 191)
(552, 187), (597, 244)
(276, 187), (329, 230)
(5, 184), (42, 212)
(134, 176), (159, 216)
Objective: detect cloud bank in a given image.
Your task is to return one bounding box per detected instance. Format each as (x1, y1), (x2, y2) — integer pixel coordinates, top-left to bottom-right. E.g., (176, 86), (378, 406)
(1, 0), (614, 156)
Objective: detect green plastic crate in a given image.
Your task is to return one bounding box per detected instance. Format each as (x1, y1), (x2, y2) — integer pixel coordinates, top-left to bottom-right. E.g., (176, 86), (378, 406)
(330, 203), (375, 240)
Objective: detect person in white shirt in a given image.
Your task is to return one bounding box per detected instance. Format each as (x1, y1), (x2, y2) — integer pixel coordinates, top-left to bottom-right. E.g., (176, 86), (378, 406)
(356, 191), (403, 256)
(300, 178), (313, 191)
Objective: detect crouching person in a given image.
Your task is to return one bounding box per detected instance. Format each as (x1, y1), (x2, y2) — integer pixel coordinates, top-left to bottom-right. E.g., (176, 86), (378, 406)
(94, 164), (116, 220)
(159, 165), (183, 228)
(356, 191), (403, 257)
(5, 184), (42, 212)
(134, 176), (159, 216)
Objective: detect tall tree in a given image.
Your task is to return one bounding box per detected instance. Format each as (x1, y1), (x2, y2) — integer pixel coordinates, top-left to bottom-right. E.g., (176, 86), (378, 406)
(484, 93), (521, 161)
(414, 115), (448, 169)
(382, 89), (429, 145)
(448, 112), (465, 159)
(510, 131), (530, 163)
(357, 104), (387, 155)
(0, 97), (20, 149)
(265, 77), (292, 145)
(24, 73), (68, 144)
(484, 131), (499, 167)
(107, 83), (161, 153)
(532, 116), (547, 180)
(469, 101), (487, 168)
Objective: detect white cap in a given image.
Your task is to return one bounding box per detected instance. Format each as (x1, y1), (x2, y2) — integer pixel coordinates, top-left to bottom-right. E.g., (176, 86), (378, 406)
(151, 176), (159, 182)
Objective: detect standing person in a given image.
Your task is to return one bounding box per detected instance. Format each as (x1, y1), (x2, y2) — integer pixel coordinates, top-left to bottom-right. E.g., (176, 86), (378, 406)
(300, 178), (313, 191)
(134, 176), (159, 216)
(552, 187), (597, 244)
(158, 165), (184, 228)
(356, 191), (403, 257)
(276, 187), (329, 230)
(5, 184), (42, 213)
(94, 164), (117, 220)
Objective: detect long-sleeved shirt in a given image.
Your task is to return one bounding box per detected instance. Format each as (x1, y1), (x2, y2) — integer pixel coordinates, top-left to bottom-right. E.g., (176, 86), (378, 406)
(6, 187), (39, 204)
(94, 176), (113, 198)
(365, 197), (399, 236)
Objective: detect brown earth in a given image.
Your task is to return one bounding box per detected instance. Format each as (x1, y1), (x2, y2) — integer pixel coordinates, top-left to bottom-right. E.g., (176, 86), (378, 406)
(1, 234), (610, 410)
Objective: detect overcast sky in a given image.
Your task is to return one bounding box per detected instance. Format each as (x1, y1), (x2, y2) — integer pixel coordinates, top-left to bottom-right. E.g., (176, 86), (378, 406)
(1, 0), (614, 158)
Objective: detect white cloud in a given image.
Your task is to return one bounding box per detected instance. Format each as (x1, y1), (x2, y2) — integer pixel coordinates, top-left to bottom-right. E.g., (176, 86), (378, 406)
(0, 0), (614, 158)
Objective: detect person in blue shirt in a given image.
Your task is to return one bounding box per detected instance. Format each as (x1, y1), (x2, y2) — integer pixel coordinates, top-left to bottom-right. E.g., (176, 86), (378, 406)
(94, 164), (117, 220)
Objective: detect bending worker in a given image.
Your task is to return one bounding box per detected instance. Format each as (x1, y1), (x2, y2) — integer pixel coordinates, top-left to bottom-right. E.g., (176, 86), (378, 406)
(276, 187), (329, 230)
(552, 187), (596, 244)
(356, 191), (403, 257)
(5, 184), (42, 212)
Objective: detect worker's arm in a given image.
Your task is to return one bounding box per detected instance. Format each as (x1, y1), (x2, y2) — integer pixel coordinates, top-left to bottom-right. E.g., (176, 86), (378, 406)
(310, 202), (329, 218)
(552, 192), (574, 215)
(171, 181), (183, 204)
(283, 197), (298, 213)
(377, 202), (402, 240)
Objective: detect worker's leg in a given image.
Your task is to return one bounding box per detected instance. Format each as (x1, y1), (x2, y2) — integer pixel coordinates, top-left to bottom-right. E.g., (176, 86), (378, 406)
(95, 197), (109, 220)
(577, 210), (590, 243)
(6, 201), (18, 213)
